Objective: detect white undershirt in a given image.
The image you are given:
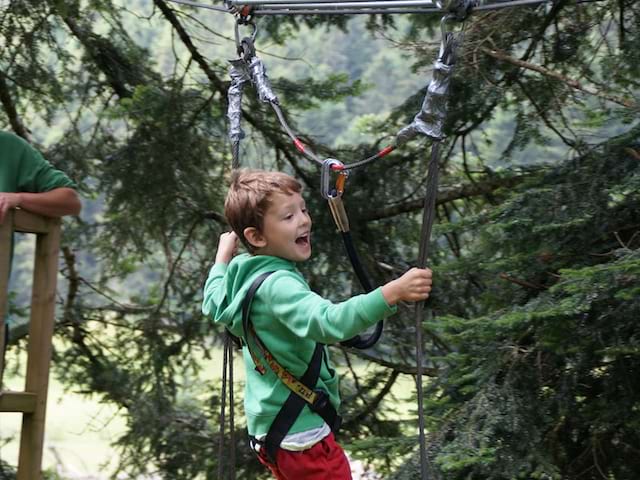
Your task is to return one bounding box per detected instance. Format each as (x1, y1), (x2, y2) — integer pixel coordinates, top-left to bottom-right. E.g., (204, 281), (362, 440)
(256, 422), (331, 451)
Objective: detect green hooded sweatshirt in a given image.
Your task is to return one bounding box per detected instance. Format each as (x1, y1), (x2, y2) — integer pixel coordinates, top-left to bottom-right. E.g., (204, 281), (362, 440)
(202, 253), (396, 437)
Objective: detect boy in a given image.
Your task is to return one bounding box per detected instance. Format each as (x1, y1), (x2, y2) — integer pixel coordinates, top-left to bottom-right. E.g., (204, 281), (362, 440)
(202, 169), (432, 479)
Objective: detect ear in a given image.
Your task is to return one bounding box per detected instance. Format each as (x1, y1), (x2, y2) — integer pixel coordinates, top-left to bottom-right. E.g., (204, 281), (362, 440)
(244, 226), (267, 250)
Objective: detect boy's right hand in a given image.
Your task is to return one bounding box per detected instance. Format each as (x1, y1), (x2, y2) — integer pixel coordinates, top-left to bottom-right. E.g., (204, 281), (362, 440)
(381, 267), (433, 305)
(215, 231), (239, 265)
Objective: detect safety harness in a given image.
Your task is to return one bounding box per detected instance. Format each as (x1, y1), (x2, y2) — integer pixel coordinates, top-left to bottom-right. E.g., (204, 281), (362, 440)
(241, 271), (342, 463)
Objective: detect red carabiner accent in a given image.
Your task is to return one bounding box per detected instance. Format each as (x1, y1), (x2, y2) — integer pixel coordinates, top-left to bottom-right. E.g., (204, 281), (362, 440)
(293, 138), (306, 153)
(240, 5), (253, 20)
(378, 145), (395, 158)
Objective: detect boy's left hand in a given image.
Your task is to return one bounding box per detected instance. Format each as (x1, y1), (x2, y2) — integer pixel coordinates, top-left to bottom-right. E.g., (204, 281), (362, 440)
(215, 231), (239, 264)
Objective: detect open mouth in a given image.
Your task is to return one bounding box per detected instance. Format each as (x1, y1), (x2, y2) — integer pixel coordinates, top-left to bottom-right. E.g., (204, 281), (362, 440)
(295, 233), (310, 246)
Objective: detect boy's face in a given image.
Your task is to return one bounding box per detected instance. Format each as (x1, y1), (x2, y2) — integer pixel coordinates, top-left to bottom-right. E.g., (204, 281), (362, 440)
(249, 191), (312, 262)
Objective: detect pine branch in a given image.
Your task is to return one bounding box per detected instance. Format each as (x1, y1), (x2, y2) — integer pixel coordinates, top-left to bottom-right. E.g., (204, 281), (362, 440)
(362, 172), (532, 222)
(153, 0), (226, 93)
(514, 78), (578, 149)
(499, 273), (546, 290)
(154, 0), (322, 180)
(341, 346), (438, 377)
(61, 246), (80, 327)
(60, 16), (133, 99)
(343, 370), (400, 430)
(0, 72), (31, 141)
(480, 46), (637, 109)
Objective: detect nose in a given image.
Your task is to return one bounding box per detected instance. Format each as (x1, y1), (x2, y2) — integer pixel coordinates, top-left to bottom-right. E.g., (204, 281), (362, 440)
(301, 210), (311, 227)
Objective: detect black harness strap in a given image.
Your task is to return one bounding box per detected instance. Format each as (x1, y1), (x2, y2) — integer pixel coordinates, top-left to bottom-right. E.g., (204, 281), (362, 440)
(241, 272), (342, 463)
(263, 342), (340, 463)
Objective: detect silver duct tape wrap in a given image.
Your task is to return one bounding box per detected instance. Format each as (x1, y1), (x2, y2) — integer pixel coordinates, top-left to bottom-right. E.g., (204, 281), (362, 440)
(396, 57), (453, 143)
(228, 59), (251, 144)
(249, 57), (279, 104)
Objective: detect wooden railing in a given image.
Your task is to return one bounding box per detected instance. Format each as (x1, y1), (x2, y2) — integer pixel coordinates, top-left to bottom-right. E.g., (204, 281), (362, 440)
(0, 208), (61, 480)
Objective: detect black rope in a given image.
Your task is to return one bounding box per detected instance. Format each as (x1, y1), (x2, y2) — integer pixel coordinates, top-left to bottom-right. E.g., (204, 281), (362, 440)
(414, 141), (441, 479)
(218, 333), (237, 480)
(218, 334), (230, 480)
(228, 336), (236, 480)
(338, 231), (385, 349)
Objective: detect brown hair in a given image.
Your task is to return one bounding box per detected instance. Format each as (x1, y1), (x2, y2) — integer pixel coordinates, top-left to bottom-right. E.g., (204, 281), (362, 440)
(224, 169), (302, 251)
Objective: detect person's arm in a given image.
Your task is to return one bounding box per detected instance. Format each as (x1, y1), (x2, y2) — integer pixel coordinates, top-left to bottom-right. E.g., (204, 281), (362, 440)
(265, 267), (433, 344)
(202, 232), (240, 319)
(0, 187), (81, 224)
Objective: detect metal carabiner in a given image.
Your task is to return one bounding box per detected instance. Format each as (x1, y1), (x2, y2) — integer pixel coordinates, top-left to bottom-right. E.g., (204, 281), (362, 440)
(321, 158), (346, 200)
(234, 18), (258, 59)
(321, 159), (350, 233)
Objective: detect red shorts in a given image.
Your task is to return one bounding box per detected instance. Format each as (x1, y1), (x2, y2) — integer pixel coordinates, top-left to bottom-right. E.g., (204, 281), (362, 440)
(255, 432), (353, 480)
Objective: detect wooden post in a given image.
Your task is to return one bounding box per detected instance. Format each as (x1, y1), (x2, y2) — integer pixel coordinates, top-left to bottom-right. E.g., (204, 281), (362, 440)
(0, 209), (61, 480)
(0, 210), (13, 383)
(18, 212), (60, 480)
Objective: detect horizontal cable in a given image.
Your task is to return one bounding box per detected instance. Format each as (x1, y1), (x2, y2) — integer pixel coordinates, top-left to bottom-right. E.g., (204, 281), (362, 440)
(230, 0), (438, 3)
(251, 7), (442, 13)
(166, 0), (232, 11)
(248, 0), (552, 14)
(171, 0), (603, 15)
(231, 0), (439, 6)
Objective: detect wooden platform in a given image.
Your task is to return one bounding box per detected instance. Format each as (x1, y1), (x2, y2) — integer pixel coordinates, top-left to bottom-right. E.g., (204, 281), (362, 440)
(1, 208), (61, 480)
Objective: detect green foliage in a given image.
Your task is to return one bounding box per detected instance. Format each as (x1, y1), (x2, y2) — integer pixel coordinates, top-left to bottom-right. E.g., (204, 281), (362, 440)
(415, 129), (640, 479)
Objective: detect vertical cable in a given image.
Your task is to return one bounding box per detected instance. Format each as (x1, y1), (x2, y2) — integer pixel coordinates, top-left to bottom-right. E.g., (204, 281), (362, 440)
(228, 338), (236, 479)
(218, 335), (230, 480)
(414, 140), (441, 479)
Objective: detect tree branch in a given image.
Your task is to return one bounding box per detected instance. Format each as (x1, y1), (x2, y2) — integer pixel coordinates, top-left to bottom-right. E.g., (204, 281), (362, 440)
(0, 72), (31, 141)
(340, 346), (438, 377)
(343, 370), (400, 430)
(480, 46), (637, 109)
(499, 272), (546, 290)
(61, 16), (133, 99)
(361, 172), (531, 222)
(153, 0), (226, 92)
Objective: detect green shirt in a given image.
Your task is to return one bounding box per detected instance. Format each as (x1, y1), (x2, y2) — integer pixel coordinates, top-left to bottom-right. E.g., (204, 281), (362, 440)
(0, 130), (75, 193)
(202, 253), (396, 437)
(1, 130), (76, 338)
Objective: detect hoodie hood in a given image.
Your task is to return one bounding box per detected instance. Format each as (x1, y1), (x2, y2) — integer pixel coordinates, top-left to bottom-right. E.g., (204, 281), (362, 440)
(205, 253), (298, 335)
